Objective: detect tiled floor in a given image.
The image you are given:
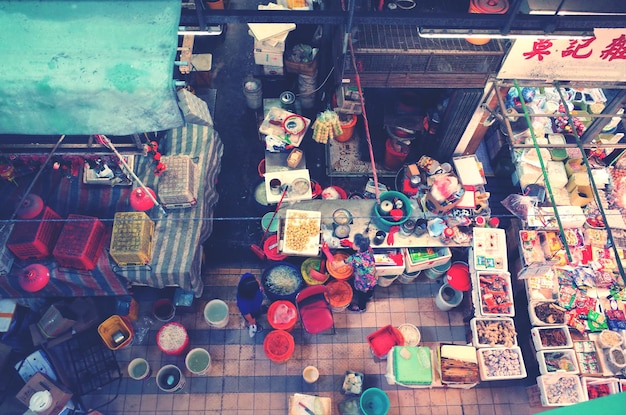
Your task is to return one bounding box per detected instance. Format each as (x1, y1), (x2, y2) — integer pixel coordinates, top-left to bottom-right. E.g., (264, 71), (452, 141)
(80, 266), (549, 415)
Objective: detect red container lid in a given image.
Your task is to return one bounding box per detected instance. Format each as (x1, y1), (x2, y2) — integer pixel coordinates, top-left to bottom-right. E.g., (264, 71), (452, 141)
(446, 262), (471, 291)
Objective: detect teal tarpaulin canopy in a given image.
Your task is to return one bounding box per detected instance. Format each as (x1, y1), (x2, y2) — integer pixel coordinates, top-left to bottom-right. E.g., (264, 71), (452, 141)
(0, 0), (184, 135)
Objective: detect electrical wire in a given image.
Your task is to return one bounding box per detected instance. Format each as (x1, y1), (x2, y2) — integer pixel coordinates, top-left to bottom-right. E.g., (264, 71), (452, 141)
(295, 65), (335, 97)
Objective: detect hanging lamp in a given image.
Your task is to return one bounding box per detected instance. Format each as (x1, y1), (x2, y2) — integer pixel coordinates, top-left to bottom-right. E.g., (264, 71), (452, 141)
(19, 264), (50, 293)
(129, 187), (157, 211)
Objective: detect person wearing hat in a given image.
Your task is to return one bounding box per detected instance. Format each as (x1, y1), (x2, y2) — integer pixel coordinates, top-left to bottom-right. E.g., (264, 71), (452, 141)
(339, 233), (377, 312)
(236, 272), (265, 337)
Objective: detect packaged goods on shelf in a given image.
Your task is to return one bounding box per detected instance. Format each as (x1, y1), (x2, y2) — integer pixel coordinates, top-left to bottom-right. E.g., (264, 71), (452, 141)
(473, 271), (515, 317)
(573, 340), (604, 376)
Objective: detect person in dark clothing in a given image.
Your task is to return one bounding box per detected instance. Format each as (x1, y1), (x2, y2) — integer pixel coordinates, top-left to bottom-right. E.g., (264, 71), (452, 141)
(236, 272), (265, 337)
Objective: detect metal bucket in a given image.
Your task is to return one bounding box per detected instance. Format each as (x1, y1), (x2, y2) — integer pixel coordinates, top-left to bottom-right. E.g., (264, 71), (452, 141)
(243, 78), (262, 110)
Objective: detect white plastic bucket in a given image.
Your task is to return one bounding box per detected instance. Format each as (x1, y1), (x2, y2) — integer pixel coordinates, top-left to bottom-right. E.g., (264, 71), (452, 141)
(128, 358), (151, 380)
(204, 299), (229, 328)
(377, 274), (400, 287)
(423, 259), (452, 280)
(185, 348), (211, 376)
(156, 364), (186, 393)
(435, 283), (463, 311)
(397, 270), (421, 284)
(243, 78), (262, 109)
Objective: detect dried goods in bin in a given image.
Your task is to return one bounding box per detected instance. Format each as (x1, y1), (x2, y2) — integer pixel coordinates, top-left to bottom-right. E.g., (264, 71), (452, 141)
(478, 348), (526, 380)
(472, 318), (517, 347)
(533, 302), (566, 325)
(540, 328), (568, 347)
(478, 272), (513, 316)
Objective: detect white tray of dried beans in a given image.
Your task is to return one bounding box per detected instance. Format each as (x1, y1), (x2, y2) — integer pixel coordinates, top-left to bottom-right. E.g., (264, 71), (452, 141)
(281, 209), (321, 256)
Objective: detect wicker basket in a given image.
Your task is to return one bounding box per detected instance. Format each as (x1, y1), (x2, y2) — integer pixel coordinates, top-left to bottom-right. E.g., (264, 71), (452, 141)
(284, 54), (318, 76)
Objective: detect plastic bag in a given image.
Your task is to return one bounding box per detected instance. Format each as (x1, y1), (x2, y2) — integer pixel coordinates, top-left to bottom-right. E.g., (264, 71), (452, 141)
(501, 194), (536, 221)
(273, 303), (295, 324)
(133, 315), (154, 345)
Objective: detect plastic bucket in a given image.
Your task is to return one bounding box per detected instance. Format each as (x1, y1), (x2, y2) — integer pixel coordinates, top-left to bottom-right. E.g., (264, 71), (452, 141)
(384, 138), (409, 170)
(326, 253), (354, 280)
(185, 348), (211, 376)
(156, 364), (186, 393)
(397, 270), (421, 284)
(152, 298), (175, 322)
(157, 322), (189, 355)
(372, 191), (412, 232)
(398, 323), (421, 347)
(267, 300), (298, 331)
(334, 114), (357, 142)
(261, 212), (279, 234)
(435, 283), (464, 311)
(128, 358), (151, 380)
(204, 299), (229, 328)
(243, 78), (262, 110)
(263, 234), (288, 261)
(205, 0), (224, 10)
(377, 274), (400, 287)
(325, 280), (353, 312)
(422, 259), (452, 280)
(360, 387), (390, 415)
(263, 329), (295, 364)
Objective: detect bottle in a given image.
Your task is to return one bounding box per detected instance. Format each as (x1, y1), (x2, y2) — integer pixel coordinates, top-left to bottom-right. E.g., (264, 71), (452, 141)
(440, 227), (454, 244)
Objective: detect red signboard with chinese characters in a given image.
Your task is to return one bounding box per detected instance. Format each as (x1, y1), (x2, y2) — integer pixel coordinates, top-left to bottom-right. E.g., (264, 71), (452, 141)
(498, 29), (626, 82)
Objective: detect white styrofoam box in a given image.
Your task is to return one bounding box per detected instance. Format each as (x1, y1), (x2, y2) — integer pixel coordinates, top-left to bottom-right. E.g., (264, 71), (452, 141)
(403, 247), (452, 273)
(472, 228), (508, 272)
(470, 317), (518, 348)
(254, 49), (284, 66)
(176, 88), (213, 126)
(537, 349), (580, 375)
(473, 271), (515, 317)
(254, 36), (287, 53)
(477, 347), (527, 381)
(581, 377), (620, 400)
(374, 249), (405, 277)
(263, 65), (285, 76)
(537, 374), (584, 406)
(158, 155), (198, 208)
(531, 326), (574, 351)
(0, 223), (15, 275)
(546, 160), (568, 189)
(528, 300), (566, 326)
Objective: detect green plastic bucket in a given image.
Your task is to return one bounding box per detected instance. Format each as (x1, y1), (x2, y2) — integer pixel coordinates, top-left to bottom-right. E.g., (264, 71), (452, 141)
(360, 387), (390, 415)
(422, 259), (452, 280)
(261, 212), (279, 234)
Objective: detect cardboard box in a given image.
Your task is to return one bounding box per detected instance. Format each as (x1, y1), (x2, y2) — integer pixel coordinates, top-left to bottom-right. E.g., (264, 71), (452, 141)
(403, 247), (452, 273)
(263, 65), (285, 76)
(254, 34), (287, 53)
(16, 372), (72, 415)
(37, 304), (77, 339)
(32, 298), (99, 347)
(253, 49), (284, 66)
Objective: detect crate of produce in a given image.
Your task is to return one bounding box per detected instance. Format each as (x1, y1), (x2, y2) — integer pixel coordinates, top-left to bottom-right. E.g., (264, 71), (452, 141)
(477, 347), (527, 381)
(403, 247), (451, 273)
(537, 373), (584, 406)
(537, 349), (580, 375)
(573, 340), (604, 376)
(528, 300), (566, 326)
(157, 155), (198, 208)
(53, 215), (106, 270)
(470, 317), (517, 348)
(109, 212), (154, 267)
(473, 271), (515, 317)
(7, 206), (62, 260)
(531, 326), (573, 351)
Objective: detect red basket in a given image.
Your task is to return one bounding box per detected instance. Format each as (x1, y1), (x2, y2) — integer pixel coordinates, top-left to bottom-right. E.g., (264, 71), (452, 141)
(7, 206), (62, 260)
(367, 325), (405, 359)
(157, 322), (189, 356)
(53, 215), (106, 270)
(263, 329), (295, 364)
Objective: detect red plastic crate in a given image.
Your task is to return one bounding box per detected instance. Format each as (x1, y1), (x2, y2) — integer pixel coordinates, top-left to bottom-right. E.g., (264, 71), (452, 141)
(367, 324), (405, 359)
(7, 206), (62, 260)
(53, 215), (106, 270)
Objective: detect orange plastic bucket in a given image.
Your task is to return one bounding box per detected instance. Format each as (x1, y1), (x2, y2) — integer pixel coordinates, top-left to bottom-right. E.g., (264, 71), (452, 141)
(384, 138), (409, 170)
(334, 114), (357, 142)
(325, 280), (353, 312)
(267, 300), (298, 331)
(263, 329), (295, 364)
(327, 252), (354, 280)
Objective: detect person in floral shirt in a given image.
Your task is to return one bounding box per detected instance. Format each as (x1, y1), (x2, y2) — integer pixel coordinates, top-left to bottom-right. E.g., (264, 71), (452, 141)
(345, 233), (377, 312)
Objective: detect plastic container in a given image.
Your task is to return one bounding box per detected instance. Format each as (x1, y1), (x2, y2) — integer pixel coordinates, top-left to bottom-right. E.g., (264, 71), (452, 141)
(334, 114), (357, 142)
(186, 348), (211, 375)
(158, 155), (198, 208)
(397, 269), (420, 284)
(537, 349), (579, 375)
(98, 315), (134, 350)
(470, 317), (517, 348)
(372, 191), (413, 231)
(156, 322), (189, 355)
(384, 138), (409, 170)
(153, 298), (176, 322)
(477, 347), (527, 381)
(109, 211), (154, 266)
(377, 274), (400, 287)
(607, 346), (626, 369)
(360, 387), (390, 415)
(466, 0), (509, 46)
(301, 257), (329, 285)
(243, 78), (262, 109)
(474, 271), (515, 317)
(537, 374), (584, 406)
(325, 280), (353, 312)
(435, 283), (463, 311)
(128, 357), (151, 380)
(204, 299), (229, 328)
(367, 325), (405, 359)
(302, 366), (319, 383)
(404, 247), (452, 273)
(397, 323), (421, 347)
(262, 262), (304, 302)
(267, 300), (298, 331)
(531, 326), (573, 351)
(326, 252), (354, 280)
(263, 329), (295, 363)
(528, 300), (566, 326)
(156, 364), (186, 393)
(581, 377), (620, 400)
(261, 212), (279, 234)
(263, 234), (288, 261)
(7, 206), (62, 260)
(52, 214), (105, 270)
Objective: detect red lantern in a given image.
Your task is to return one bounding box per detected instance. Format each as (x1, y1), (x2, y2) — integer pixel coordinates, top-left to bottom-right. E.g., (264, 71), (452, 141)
(17, 194), (44, 219)
(129, 187), (156, 211)
(19, 264), (50, 293)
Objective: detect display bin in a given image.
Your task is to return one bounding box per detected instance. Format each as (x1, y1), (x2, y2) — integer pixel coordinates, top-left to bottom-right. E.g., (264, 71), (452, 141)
(158, 155), (198, 208)
(374, 249), (405, 276)
(531, 326), (574, 351)
(477, 347), (527, 381)
(109, 212), (154, 267)
(7, 206), (62, 260)
(284, 52), (318, 76)
(528, 300), (566, 326)
(53, 215), (106, 270)
(537, 349), (580, 375)
(97, 315), (133, 350)
(472, 271), (515, 317)
(581, 377), (620, 400)
(573, 340), (604, 376)
(367, 325), (405, 359)
(537, 373), (585, 407)
(403, 247), (452, 273)
(470, 317), (518, 348)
